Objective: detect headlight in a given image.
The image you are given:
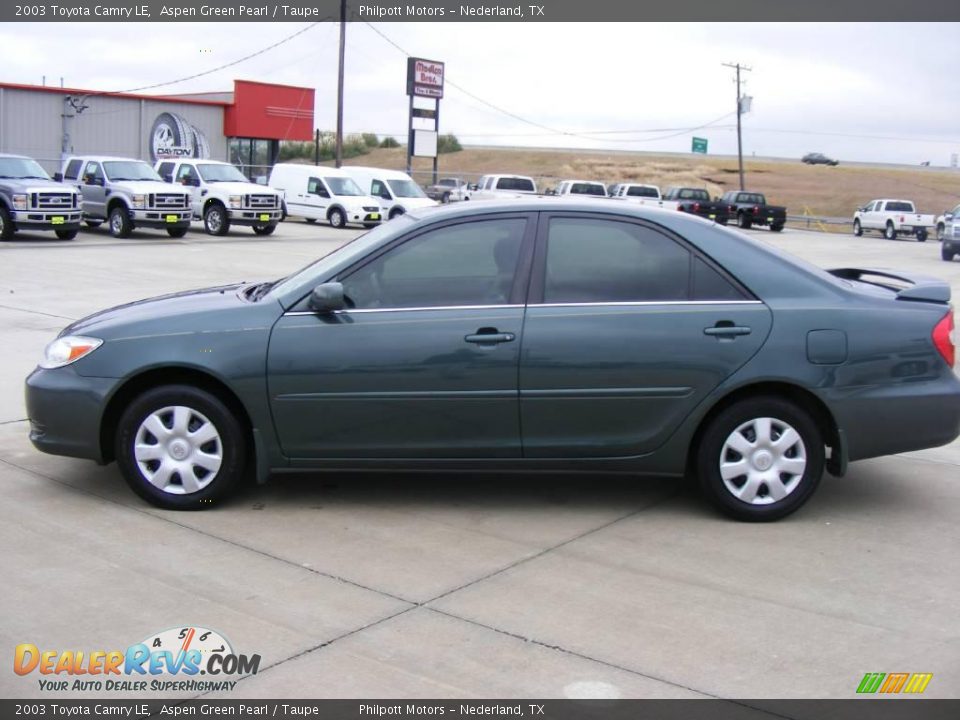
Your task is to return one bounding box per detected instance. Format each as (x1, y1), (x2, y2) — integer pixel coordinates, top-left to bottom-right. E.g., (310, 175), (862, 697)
(228, 195), (243, 209)
(40, 336), (103, 369)
(12, 194), (28, 211)
(131, 194), (146, 209)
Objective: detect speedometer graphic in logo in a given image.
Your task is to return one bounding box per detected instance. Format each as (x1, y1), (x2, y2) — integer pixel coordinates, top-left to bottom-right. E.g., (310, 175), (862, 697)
(142, 626), (233, 660)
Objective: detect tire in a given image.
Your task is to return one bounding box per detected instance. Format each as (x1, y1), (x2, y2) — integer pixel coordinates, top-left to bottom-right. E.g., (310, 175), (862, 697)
(55, 229), (78, 240)
(167, 227), (188, 238)
(442, 192), (451, 204)
(737, 212), (752, 230)
(328, 207), (346, 229)
(718, 217), (729, 226)
(389, 208), (405, 220)
(280, 202), (288, 221)
(85, 220), (102, 229)
(697, 397), (825, 522)
(770, 224), (784, 233)
(916, 229), (928, 243)
(108, 205), (132, 238)
(252, 223), (276, 236)
(943, 245), (956, 262)
(853, 219), (862, 237)
(884, 222), (897, 240)
(937, 224), (945, 242)
(203, 203), (230, 236)
(0, 206), (14, 241)
(115, 385), (246, 510)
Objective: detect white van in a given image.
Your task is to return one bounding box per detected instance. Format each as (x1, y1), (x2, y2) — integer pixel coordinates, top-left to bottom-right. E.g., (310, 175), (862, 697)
(340, 166), (436, 219)
(267, 164), (382, 229)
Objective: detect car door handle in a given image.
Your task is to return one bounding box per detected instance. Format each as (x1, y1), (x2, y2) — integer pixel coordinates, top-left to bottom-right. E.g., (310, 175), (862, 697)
(704, 323), (752, 338)
(465, 328), (515, 345)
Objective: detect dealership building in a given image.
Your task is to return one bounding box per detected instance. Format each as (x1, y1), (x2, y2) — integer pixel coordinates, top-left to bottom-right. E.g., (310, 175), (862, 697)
(0, 79), (315, 178)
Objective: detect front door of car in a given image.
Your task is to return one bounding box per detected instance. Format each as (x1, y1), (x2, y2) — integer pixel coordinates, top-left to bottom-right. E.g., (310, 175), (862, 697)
(175, 163), (202, 214)
(519, 213), (772, 458)
(863, 201), (881, 229)
(267, 213), (536, 458)
(80, 161), (107, 218)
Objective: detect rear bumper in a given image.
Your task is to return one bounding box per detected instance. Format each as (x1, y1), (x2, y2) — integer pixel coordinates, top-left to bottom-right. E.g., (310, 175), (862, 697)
(826, 373), (960, 461)
(25, 366), (119, 463)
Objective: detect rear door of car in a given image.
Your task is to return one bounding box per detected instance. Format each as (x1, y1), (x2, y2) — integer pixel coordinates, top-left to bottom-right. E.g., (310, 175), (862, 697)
(268, 212), (537, 459)
(518, 212), (772, 458)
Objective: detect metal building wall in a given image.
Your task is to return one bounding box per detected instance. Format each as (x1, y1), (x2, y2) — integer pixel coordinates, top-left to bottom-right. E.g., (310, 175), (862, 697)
(0, 88), (227, 174)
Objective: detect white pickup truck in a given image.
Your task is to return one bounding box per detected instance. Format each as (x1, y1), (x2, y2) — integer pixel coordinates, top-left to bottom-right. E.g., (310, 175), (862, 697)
(470, 174), (537, 200)
(609, 183), (662, 207)
(853, 199), (935, 242)
(554, 179), (608, 197)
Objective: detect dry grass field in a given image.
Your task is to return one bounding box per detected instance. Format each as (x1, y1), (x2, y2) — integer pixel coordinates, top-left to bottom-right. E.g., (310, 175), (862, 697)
(340, 146), (960, 222)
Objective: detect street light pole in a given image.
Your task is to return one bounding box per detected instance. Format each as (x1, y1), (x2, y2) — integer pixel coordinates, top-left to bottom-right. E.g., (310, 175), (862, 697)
(335, 0), (346, 168)
(723, 62), (751, 191)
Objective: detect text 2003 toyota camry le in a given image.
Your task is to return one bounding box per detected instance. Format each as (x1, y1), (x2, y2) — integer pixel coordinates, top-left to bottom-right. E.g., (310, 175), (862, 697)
(26, 200), (960, 520)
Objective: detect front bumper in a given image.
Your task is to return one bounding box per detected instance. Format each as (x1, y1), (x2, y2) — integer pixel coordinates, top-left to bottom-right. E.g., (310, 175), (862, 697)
(10, 210), (82, 231)
(227, 209), (282, 226)
(25, 366), (120, 463)
(130, 209), (192, 229)
(350, 211), (382, 225)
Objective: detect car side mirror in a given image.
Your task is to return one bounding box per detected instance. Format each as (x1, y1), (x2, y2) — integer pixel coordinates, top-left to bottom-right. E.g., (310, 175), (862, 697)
(468, 184), (477, 191)
(53, 172), (64, 182)
(946, 214), (954, 222)
(308, 282), (346, 313)
(84, 175), (102, 186)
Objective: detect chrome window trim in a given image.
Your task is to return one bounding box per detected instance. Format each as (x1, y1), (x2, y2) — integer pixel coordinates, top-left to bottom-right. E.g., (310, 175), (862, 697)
(283, 300), (762, 316)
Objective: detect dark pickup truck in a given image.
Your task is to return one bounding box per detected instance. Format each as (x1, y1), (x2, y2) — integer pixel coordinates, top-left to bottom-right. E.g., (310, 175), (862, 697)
(662, 187), (730, 224)
(720, 190), (787, 232)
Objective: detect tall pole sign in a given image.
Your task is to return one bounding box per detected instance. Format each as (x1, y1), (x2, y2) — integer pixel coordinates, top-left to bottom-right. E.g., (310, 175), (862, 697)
(406, 57), (444, 183)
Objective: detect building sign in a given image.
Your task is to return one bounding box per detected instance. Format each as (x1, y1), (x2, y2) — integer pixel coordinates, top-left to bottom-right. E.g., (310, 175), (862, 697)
(150, 112), (211, 161)
(691, 137), (708, 154)
(407, 58), (445, 99)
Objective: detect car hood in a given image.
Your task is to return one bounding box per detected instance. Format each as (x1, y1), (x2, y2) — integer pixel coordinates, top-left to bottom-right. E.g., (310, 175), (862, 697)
(114, 180), (185, 194)
(62, 283), (262, 338)
(2, 179), (74, 192)
(393, 197), (437, 208)
(205, 181), (279, 195)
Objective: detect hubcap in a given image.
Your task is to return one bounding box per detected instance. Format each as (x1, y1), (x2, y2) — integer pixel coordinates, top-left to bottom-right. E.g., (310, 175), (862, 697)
(719, 417), (807, 505)
(134, 406), (222, 495)
(207, 209), (222, 232)
(111, 212), (122, 233)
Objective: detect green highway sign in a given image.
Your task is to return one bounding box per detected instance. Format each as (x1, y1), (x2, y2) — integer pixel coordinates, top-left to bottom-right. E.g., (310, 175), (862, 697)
(692, 137), (708, 154)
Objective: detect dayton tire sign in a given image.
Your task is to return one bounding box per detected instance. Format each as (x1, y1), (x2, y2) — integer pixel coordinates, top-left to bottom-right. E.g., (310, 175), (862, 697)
(150, 112), (211, 161)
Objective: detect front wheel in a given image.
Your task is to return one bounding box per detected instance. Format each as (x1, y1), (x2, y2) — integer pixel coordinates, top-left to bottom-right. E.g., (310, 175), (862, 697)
(697, 397), (824, 522)
(167, 227), (188, 238)
(109, 206), (132, 238)
(937, 224), (945, 242)
(884, 222), (897, 240)
(252, 223), (276, 236)
(442, 192), (451, 204)
(55, 229), (78, 240)
(853, 219), (862, 237)
(203, 203), (230, 236)
(0, 206), (14, 240)
(943, 245), (956, 262)
(328, 208), (346, 229)
(115, 385), (247, 510)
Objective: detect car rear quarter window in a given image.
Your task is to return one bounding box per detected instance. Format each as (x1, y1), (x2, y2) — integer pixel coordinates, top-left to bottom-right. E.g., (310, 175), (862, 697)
(692, 257), (748, 301)
(544, 218), (691, 303)
(341, 218), (527, 309)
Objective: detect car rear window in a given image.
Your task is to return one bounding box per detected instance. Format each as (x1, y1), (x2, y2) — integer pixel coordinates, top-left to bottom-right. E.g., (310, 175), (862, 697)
(885, 201), (914, 212)
(569, 183), (606, 196)
(496, 177), (535, 192)
(627, 186), (658, 198)
(678, 189), (710, 201)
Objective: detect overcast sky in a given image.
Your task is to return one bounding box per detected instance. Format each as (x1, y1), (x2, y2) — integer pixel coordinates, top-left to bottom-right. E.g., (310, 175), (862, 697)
(1, 22), (958, 165)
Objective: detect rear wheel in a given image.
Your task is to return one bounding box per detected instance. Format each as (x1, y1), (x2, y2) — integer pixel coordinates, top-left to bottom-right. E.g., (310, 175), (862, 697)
(943, 245), (956, 262)
(55, 229), (78, 240)
(697, 397), (824, 522)
(770, 224), (784, 233)
(884, 222), (897, 240)
(916, 229), (928, 242)
(853, 219), (862, 237)
(203, 203), (230, 236)
(108, 206), (132, 238)
(737, 212), (752, 230)
(252, 223), (276, 236)
(0, 207), (14, 240)
(115, 385), (246, 510)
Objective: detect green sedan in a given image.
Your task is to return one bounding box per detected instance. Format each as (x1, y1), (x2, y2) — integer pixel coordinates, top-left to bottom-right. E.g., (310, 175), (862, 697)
(25, 200), (960, 521)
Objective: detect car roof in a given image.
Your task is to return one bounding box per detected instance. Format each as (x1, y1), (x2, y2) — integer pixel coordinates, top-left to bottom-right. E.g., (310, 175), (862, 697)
(406, 196), (708, 222)
(561, 179), (605, 185)
(0, 153), (31, 160)
(344, 166), (412, 179)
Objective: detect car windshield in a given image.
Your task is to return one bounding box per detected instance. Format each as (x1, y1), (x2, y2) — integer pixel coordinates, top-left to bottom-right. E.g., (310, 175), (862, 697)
(570, 183), (606, 196)
(496, 177), (535, 192)
(387, 179), (427, 198)
(0, 157), (50, 179)
(198, 164), (248, 183)
(103, 161), (160, 181)
(325, 177), (364, 196)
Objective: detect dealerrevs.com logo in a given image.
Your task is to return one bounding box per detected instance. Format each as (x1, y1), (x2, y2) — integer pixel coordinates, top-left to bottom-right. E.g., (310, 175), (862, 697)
(14, 626), (260, 693)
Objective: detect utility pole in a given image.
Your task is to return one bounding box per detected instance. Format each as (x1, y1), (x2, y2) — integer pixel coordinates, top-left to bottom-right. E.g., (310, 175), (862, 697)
(335, 0), (346, 168)
(722, 62), (751, 191)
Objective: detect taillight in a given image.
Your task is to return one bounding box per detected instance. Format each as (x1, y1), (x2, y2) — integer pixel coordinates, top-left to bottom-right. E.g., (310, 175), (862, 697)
(752, 206), (759, 214)
(729, 205), (736, 212)
(693, 202), (701, 212)
(932, 310), (955, 367)
(677, 205), (685, 212)
(899, 215), (905, 223)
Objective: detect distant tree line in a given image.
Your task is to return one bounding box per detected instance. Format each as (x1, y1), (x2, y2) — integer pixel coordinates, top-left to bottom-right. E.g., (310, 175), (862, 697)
(279, 132), (460, 162)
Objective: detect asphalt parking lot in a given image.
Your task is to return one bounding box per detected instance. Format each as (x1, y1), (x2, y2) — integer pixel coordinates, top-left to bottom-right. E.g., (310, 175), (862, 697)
(1, 219), (958, 700)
